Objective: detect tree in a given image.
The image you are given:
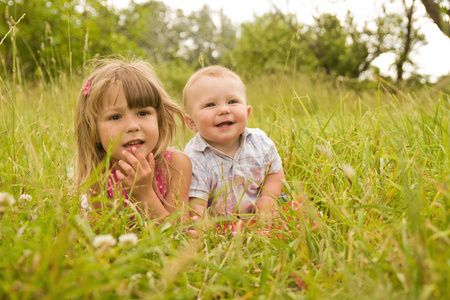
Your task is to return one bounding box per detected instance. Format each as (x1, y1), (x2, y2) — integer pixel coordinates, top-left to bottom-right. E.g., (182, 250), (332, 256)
(181, 5), (237, 66)
(268, 5), (398, 79)
(228, 12), (310, 76)
(302, 13), (373, 78)
(421, 0), (450, 38)
(0, 0), (135, 80)
(1, 0), (79, 80)
(273, 2), (426, 82)
(393, 0), (425, 82)
(77, 0), (137, 63)
(213, 9), (237, 64)
(119, 0), (175, 62)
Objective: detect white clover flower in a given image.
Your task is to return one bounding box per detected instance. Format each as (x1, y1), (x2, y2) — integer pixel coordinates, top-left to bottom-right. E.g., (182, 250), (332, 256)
(0, 192), (15, 206)
(92, 234), (116, 250)
(19, 194), (32, 202)
(341, 163), (355, 179)
(80, 195), (91, 212)
(118, 233), (139, 247)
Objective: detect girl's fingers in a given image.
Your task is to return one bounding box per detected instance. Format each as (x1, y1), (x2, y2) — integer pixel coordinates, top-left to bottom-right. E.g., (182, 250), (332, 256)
(116, 169), (133, 188)
(131, 147), (151, 169)
(117, 160), (135, 179)
(121, 149), (140, 168)
(122, 148), (152, 172)
(115, 169), (129, 183)
(117, 148), (154, 186)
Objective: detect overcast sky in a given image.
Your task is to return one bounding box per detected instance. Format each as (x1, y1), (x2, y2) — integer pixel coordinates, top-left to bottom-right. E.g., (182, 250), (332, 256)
(110, 0), (450, 81)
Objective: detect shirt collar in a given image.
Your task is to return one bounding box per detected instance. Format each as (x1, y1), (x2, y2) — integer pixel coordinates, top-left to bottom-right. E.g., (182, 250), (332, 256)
(192, 128), (253, 153)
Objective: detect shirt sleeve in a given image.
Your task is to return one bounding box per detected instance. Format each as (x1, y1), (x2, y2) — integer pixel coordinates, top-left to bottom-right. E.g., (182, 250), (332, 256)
(254, 128), (282, 174)
(184, 142), (210, 202)
(188, 158), (210, 201)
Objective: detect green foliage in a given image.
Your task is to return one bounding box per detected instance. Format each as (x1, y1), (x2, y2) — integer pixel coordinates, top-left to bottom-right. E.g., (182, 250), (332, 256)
(0, 2), (448, 298)
(0, 0), (78, 82)
(0, 0), (437, 87)
(77, 0), (140, 60)
(226, 13), (309, 76)
(120, 1), (182, 63)
(0, 0), (138, 82)
(0, 0), (238, 82)
(1, 63), (449, 298)
(302, 13), (371, 77)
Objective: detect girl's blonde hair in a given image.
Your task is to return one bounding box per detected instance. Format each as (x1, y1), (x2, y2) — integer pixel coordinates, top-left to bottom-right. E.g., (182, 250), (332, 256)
(74, 58), (184, 196)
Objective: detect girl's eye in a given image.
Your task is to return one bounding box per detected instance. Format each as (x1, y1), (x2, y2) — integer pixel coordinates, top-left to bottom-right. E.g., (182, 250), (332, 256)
(138, 111), (150, 116)
(108, 115), (121, 121)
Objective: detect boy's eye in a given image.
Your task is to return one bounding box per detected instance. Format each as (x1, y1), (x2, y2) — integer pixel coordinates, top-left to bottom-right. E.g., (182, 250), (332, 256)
(205, 103), (215, 108)
(228, 99), (238, 104)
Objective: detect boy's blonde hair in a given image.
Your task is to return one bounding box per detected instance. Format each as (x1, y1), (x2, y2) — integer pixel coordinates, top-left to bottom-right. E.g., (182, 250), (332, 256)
(182, 65), (246, 112)
(74, 58), (184, 195)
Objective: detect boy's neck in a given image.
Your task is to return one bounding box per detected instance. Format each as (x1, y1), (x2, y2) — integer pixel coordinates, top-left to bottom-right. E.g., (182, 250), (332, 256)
(207, 135), (242, 158)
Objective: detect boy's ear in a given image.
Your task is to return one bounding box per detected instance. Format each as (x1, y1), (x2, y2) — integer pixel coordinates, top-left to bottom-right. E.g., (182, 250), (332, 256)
(247, 105), (251, 119)
(184, 114), (198, 133)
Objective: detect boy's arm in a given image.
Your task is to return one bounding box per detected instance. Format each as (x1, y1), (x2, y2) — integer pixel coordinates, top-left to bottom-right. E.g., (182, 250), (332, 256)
(190, 197), (209, 220)
(256, 168), (285, 216)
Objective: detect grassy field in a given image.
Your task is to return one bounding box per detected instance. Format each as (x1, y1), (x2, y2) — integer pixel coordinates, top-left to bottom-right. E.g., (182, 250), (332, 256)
(0, 67), (449, 299)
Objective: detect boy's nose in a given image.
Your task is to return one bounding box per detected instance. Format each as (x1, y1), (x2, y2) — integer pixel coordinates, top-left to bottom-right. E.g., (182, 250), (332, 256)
(217, 105), (231, 115)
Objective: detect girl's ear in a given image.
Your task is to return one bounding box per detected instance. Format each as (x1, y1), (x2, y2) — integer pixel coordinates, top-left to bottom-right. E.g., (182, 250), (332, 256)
(184, 114), (198, 133)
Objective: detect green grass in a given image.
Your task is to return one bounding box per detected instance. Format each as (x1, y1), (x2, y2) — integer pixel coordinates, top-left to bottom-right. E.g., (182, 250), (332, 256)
(1, 67), (449, 299)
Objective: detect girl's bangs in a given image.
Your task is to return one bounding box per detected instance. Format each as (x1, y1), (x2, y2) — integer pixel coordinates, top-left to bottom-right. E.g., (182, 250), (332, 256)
(121, 73), (161, 109)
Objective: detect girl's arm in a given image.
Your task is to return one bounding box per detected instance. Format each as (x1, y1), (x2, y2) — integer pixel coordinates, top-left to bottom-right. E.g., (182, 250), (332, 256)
(163, 150), (192, 222)
(256, 168), (285, 216)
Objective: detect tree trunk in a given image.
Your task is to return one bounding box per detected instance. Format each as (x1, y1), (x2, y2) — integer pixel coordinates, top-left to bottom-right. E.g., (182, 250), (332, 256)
(421, 0), (450, 38)
(396, 0), (415, 83)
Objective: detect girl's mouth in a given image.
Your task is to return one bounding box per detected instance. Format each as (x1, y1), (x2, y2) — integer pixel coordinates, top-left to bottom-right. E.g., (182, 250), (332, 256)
(123, 140), (144, 148)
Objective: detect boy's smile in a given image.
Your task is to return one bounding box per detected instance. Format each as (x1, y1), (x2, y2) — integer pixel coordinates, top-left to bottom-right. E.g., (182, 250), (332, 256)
(185, 75), (251, 156)
(96, 84), (159, 168)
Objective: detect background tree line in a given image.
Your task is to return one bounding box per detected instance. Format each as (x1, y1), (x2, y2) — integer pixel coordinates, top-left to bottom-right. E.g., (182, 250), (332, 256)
(0, 0), (449, 88)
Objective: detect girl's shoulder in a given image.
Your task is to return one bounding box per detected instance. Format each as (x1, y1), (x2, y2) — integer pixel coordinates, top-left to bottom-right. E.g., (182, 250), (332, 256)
(167, 149), (191, 164)
(167, 149), (191, 172)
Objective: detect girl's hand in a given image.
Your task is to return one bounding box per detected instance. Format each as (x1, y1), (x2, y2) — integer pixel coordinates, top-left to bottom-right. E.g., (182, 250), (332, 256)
(115, 147), (156, 200)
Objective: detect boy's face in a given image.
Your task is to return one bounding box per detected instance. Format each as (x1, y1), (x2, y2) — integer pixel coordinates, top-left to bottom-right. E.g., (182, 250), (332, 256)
(185, 75), (251, 154)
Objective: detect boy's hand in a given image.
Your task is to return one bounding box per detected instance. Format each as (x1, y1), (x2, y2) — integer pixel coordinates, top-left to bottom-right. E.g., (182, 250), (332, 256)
(115, 147), (156, 199)
(256, 196), (279, 226)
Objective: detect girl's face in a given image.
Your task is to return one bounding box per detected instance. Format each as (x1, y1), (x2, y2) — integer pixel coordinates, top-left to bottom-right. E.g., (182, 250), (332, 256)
(96, 85), (159, 168)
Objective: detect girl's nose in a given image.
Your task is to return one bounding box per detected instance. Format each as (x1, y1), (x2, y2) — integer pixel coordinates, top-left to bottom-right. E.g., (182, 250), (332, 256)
(125, 118), (140, 132)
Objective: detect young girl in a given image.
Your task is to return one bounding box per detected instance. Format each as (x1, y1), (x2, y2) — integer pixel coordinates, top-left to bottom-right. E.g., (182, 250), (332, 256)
(74, 58), (191, 222)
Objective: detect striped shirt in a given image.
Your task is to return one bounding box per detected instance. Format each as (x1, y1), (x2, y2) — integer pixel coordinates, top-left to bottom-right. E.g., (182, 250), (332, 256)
(184, 128), (282, 217)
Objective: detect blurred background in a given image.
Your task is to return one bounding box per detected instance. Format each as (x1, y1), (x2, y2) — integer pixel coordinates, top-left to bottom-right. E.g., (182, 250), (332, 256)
(1, 0), (449, 92)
